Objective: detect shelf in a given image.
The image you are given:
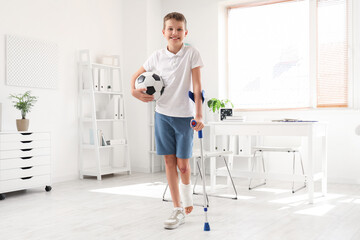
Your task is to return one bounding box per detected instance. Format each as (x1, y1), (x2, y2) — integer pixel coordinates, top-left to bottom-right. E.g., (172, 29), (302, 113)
(82, 144), (128, 149)
(82, 118), (126, 122)
(81, 89), (123, 95)
(91, 63), (121, 69)
(79, 50), (131, 180)
(82, 166), (130, 176)
(79, 62), (121, 69)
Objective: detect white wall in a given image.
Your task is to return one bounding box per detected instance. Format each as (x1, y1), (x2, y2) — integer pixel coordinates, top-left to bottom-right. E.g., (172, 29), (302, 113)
(121, 0), (164, 173)
(160, 0), (360, 184)
(0, 0), (123, 182)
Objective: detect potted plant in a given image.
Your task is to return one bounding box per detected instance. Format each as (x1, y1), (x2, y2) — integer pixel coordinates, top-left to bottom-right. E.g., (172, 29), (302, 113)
(207, 98), (234, 121)
(9, 91), (38, 131)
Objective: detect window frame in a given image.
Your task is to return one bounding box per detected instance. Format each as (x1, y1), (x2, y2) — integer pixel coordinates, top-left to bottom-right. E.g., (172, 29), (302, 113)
(219, 0), (354, 111)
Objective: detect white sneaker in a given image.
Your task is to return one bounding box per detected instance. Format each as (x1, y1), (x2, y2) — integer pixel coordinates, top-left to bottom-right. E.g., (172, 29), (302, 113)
(164, 208), (185, 229)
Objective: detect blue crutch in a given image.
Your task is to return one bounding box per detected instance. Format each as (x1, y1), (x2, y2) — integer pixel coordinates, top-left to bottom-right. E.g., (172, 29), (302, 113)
(189, 90), (210, 232)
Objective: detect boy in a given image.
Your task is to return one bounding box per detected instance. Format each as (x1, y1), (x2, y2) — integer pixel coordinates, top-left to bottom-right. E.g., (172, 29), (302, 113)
(130, 12), (204, 229)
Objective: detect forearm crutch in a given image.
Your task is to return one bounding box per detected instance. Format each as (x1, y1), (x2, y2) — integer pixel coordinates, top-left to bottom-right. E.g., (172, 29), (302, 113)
(189, 90), (210, 231)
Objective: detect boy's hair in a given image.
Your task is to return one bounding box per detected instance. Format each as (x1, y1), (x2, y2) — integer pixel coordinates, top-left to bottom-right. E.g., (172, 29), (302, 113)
(163, 12), (187, 30)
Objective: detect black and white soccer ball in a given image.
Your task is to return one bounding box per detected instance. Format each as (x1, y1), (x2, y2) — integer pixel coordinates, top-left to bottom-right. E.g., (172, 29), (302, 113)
(135, 72), (165, 100)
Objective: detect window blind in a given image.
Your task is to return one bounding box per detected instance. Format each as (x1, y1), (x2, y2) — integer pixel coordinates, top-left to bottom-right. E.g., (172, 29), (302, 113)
(317, 0), (349, 108)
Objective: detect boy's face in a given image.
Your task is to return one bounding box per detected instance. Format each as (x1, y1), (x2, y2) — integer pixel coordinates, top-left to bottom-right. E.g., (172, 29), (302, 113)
(162, 19), (188, 47)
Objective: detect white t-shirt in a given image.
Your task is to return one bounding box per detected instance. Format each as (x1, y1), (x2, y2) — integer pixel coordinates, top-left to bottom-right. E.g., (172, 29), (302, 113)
(143, 44), (204, 117)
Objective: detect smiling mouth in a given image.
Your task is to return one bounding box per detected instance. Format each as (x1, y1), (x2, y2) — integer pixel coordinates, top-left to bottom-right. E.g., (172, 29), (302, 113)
(170, 37), (179, 40)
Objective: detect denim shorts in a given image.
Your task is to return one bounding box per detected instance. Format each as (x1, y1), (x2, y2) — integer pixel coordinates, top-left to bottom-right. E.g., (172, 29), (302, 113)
(154, 112), (194, 159)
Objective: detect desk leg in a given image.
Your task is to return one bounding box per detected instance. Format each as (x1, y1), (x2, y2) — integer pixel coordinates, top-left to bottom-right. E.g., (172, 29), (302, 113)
(210, 125), (216, 192)
(321, 135), (328, 196)
(307, 133), (315, 204)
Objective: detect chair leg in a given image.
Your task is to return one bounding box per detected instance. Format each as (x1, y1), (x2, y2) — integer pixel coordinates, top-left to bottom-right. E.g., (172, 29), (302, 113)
(193, 155), (236, 201)
(249, 150), (266, 190)
(292, 151), (296, 193)
(292, 152), (307, 193)
(162, 184), (170, 202)
(223, 156), (238, 199)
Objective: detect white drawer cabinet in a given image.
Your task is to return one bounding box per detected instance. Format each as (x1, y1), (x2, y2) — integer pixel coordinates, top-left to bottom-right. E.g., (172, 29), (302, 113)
(0, 132), (52, 200)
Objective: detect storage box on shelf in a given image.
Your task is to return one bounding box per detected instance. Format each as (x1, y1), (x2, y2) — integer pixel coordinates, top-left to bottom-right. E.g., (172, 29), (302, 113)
(0, 131), (52, 200)
(78, 50), (130, 180)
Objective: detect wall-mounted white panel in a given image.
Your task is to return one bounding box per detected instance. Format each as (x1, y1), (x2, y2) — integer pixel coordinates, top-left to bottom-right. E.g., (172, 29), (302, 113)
(5, 35), (58, 89)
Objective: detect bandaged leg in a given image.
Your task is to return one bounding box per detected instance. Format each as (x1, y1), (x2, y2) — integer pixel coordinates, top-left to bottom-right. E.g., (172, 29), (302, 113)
(180, 182), (193, 208)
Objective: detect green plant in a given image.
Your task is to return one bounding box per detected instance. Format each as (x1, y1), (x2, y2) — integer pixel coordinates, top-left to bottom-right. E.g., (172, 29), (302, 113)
(9, 91), (38, 119)
(207, 98), (234, 113)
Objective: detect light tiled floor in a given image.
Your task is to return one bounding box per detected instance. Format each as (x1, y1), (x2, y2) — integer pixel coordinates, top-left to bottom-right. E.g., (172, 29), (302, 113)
(1, 172), (360, 240)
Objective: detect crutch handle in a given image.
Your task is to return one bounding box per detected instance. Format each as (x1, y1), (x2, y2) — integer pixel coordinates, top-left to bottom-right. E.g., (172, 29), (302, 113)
(191, 120), (203, 139)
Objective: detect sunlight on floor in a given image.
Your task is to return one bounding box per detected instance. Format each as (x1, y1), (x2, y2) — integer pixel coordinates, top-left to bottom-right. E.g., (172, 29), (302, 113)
(90, 182), (256, 200)
(90, 182), (167, 199)
(339, 197), (360, 204)
(90, 182), (358, 218)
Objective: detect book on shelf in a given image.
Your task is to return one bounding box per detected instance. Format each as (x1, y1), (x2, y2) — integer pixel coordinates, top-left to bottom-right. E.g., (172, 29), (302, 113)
(222, 116), (245, 122)
(113, 96), (119, 119)
(93, 67), (99, 90)
(272, 118), (318, 122)
(98, 130), (107, 146)
(99, 69), (106, 91)
(119, 97), (124, 119)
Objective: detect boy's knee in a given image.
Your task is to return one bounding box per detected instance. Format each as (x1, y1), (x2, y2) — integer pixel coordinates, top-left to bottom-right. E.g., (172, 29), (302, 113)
(179, 167), (187, 174)
(179, 165), (190, 174)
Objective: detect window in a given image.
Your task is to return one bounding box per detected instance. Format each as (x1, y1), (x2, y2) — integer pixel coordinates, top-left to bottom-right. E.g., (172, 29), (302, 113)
(226, 0), (350, 109)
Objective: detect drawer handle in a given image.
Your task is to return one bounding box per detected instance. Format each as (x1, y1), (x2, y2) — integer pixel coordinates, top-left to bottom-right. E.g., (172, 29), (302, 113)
(21, 132), (33, 135)
(20, 148), (33, 151)
(21, 166), (33, 170)
(21, 176), (33, 180)
(21, 140), (33, 144)
(21, 156), (33, 160)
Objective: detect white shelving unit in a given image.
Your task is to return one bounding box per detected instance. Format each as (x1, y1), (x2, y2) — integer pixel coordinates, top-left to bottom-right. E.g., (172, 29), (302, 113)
(78, 50), (130, 180)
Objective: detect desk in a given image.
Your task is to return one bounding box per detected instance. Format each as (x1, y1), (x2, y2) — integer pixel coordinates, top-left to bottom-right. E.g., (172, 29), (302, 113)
(208, 121), (327, 204)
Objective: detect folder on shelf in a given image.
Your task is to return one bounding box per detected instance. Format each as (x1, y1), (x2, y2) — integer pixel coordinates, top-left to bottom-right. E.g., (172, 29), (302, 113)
(99, 68), (106, 91)
(93, 68), (99, 91)
(113, 96), (119, 119)
(119, 96), (124, 119)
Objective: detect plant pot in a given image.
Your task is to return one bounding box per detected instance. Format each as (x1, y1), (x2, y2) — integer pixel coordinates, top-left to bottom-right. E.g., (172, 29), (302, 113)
(16, 119), (29, 131)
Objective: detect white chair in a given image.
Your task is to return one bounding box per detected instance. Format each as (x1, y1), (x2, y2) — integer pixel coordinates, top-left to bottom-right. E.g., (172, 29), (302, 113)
(192, 150), (238, 200)
(162, 150), (238, 205)
(248, 146), (306, 193)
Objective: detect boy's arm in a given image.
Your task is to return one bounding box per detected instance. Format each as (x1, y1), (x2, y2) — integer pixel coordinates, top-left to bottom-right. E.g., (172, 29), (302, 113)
(131, 67), (154, 102)
(191, 66), (204, 132)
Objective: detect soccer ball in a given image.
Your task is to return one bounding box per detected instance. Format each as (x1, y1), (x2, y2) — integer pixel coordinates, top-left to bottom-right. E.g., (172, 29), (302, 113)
(135, 72), (165, 100)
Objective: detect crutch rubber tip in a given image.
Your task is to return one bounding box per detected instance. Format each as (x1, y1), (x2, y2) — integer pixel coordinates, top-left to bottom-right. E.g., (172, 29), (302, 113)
(204, 222), (210, 231)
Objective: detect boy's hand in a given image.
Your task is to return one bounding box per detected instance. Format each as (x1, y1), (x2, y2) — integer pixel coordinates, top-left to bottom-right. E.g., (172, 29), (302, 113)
(131, 88), (154, 102)
(190, 118), (204, 132)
